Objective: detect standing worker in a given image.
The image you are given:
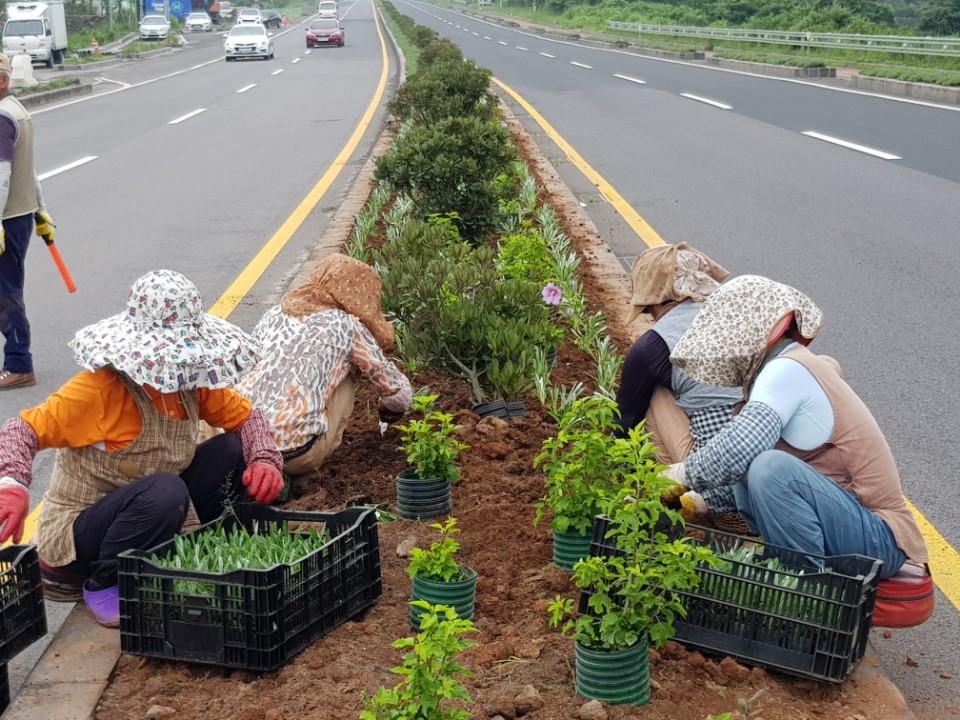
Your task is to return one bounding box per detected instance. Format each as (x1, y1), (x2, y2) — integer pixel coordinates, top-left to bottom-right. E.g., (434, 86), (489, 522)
(0, 54), (56, 390)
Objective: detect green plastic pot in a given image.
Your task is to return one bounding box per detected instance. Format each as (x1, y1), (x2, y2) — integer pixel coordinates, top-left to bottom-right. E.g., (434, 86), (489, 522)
(396, 470), (452, 520)
(410, 566), (478, 628)
(575, 637), (650, 706)
(553, 529), (592, 571)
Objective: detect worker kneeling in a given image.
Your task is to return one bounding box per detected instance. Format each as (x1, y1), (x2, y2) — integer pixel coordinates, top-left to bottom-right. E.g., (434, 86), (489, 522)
(0, 270), (284, 627)
(239, 253), (412, 478)
(663, 275), (933, 626)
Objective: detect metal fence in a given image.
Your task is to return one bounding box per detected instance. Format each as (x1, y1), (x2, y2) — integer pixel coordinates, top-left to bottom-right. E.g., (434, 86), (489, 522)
(606, 21), (960, 57)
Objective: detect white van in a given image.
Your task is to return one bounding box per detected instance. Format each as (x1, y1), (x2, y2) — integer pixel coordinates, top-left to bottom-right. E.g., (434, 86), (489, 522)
(317, 0), (338, 18)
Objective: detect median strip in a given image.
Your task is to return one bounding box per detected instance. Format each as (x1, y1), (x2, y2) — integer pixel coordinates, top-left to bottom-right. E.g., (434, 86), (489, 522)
(801, 130), (901, 160)
(168, 107), (207, 125)
(680, 92), (733, 109)
(37, 155), (98, 181)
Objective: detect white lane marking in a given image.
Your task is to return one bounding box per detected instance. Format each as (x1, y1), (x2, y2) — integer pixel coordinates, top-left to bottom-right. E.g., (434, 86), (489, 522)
(291, 57), (301, 63)
(399, 0), (960, 115)
(32, 14), (320, 116)
(613, 73), (646, 85)
(801, 131), (901, 160)
(680, 92), (732, 109)
(37, 155), (98, 181)
(462, 27), (469, 32)
(472, 32), (479, 36)
(516, 46), (528, 51)
(305, 49), (312, 55)
(539, 51), (555, 58)
(95, 76), (131, 88)
(570, 61), (593, 69)
(236, 83), (257, 94)
(168, 108), (207, 125)
(498, 40), (508, 45)
(483, 35), (492, 40)
(455, 24), (461, 28)
(271, 68), (284, 75)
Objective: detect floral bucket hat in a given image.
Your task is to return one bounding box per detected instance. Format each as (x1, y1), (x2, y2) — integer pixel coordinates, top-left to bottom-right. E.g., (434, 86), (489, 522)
(69, 270), (261, 393)
(671, 275), (823, 390)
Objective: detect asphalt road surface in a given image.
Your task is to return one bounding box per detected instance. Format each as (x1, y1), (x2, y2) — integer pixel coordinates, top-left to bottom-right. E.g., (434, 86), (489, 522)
(2, 0), (395, 692)
(397, 0), (960, 714)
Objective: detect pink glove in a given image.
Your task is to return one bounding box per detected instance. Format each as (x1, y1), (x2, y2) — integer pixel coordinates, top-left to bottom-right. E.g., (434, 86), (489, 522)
(0, 478), (29, 544)
(242, 462), (283, 504)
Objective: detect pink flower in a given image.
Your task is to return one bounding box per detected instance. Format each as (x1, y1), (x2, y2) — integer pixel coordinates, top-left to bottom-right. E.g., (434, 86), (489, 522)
(541, 283), (563, 306)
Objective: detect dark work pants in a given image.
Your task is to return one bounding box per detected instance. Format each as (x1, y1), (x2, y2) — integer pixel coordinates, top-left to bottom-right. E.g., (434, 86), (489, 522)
(64, 433), (247, 587)
(0, 214), (34, 373)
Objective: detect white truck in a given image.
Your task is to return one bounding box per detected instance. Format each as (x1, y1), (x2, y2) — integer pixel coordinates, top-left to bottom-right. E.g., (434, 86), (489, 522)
(3, 1), (68, 68)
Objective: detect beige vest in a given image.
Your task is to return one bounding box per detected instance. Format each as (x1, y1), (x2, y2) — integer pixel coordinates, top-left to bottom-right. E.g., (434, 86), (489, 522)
(769, 346), (928, 564)
(38, 374), (201, 568)
(0, 94), (38, 219)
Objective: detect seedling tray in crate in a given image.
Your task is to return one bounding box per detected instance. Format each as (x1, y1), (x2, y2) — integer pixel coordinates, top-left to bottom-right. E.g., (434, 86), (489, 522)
(118, 504), (382, 671)
(583, 517), (881, 682)
(0, 545), (47, 664)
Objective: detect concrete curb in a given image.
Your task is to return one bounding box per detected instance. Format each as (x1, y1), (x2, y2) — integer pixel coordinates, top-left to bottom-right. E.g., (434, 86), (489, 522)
(16, 81), (93, 109)
(707, 56), (836, 78)
(3, 605), (119, 720)
(835, 73), (960, 105)
(496, 82), (918, 719)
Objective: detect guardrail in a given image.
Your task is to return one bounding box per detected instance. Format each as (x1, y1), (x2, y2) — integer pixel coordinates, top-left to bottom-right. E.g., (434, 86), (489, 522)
(606, 21), (960, 57)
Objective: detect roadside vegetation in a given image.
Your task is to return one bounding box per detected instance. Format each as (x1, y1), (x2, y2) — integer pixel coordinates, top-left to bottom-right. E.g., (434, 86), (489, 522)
(11, 76), (81, 96)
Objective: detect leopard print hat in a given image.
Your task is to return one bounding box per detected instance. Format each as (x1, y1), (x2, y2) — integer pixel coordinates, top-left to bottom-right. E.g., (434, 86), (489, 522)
(671, 275), (822, 389)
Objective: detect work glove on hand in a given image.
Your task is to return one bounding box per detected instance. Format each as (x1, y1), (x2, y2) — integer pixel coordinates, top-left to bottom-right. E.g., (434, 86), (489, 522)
(659, 462), (688, 506)
(0, 478), (29, 544)
(34, 210), (55, 244)
(678, 491), (708, 523)
(242, 462), (284, 504)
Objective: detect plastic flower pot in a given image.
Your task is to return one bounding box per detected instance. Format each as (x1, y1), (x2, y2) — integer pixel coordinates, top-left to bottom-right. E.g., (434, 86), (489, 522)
(472, 399), (508, 420)
(553, 528), (592, 571)
(575, 637), (650, 706)
(396, 470), (452, 521)
(410, 566), (478, 628)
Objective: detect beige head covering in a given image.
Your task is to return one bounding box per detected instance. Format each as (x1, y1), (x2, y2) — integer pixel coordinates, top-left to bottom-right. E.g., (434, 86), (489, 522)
(629, 243), (729, 322)
(671, 275), (822, 390)
(280, 253), (396, 351)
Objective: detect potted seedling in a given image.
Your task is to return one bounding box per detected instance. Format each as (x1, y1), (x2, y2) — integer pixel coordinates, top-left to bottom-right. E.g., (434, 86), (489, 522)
(548, 426), (715, 705)
(407, 517), (477, 629)
(396, 394), (468, 520)
(534, 395), (627, 570)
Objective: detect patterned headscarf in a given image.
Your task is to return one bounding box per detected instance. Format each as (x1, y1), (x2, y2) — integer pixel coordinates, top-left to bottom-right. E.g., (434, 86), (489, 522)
(629, 243), (729, 321)
(69, 270), (260, 393)
(671, 275), (823, 389)
(280, 253), (395, 351)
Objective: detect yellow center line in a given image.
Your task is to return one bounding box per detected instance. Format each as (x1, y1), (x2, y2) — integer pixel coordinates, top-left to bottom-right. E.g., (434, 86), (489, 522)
(493, 75), (960, 612)
(15, 0), (390, 547)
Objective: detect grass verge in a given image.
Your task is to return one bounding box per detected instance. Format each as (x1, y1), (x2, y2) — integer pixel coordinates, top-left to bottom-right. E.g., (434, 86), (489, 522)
(380, 2), (421, 74)
(12, 76), (80, 97)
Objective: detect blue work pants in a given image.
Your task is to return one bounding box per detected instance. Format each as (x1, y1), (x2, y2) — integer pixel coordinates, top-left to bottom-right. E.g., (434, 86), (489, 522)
(0, 213), (34, 373)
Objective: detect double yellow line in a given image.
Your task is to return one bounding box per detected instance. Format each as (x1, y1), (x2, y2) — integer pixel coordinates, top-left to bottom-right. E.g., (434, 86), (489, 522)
(15, 0), (390, 548)
(494, 75), (960, 612)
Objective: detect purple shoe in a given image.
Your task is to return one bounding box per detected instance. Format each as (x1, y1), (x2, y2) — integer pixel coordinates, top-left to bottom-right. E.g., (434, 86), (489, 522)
(83, 582), (120, 628)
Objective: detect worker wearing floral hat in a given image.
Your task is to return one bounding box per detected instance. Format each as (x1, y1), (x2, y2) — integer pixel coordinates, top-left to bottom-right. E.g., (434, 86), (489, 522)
(665, 275), (927, 578)
(0, 270), (284, 627)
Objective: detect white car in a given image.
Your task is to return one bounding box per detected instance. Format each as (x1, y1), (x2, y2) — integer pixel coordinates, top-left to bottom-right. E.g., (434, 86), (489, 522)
(224, 23), (273, 60)
(317, 1), (338, 18)
(184, 12), (213, 31)
(139, 14), (170, 40)
(236, 8), (263, 24)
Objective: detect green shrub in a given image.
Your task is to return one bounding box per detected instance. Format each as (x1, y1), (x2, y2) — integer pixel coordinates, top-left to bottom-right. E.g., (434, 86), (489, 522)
(411, 24), (438, 47)
(375, 116), (515, 240)
(389, 60), (496, 124)
(497, 228), (555, 285)
(397, 394), (468, 483)
(419, 38), (463, 67)
(407, 518), (464, 582)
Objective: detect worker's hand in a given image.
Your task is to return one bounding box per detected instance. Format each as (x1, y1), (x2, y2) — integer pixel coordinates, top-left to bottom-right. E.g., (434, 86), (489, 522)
(659, 463), (688, 506)
(0, 225), (5, 256)
(34, 210), (55, 244)
(378, 404), (405, 425)
(242, 462), (283, 504)
(678, 491), (708, 523)
(0, 478), (29, 544)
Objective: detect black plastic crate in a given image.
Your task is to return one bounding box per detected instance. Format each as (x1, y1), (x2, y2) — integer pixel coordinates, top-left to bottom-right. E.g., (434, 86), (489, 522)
(0, 545), (47, 664)
(0, 663), (8, 714)
(581, 516), (882, 682)
(118, 504), (382, 671)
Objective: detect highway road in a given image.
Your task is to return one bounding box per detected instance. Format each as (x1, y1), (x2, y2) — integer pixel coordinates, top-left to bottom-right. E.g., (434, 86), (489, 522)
(395, 1), (960, 714)
(1, 0), (396, 692)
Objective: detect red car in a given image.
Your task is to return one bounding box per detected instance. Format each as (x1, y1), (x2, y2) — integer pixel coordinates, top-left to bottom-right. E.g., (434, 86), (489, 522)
(306, 19), (344, 47)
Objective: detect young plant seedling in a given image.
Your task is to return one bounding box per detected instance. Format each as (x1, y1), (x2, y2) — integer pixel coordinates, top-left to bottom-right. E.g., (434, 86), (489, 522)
(408, 517), (464, 583)
(397, 394), (468, 484)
